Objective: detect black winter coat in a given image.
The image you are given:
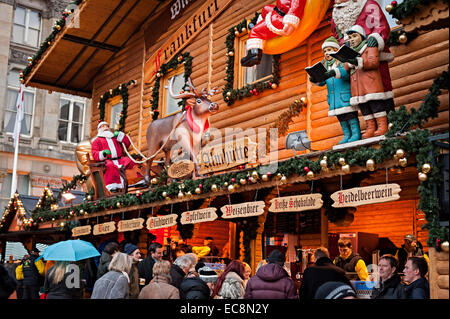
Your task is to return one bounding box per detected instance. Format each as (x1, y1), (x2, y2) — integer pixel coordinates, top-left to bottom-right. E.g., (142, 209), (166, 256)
(44, 271), (82, 299)
(138, 257), (156, 287)
(0, 264), (16, 299)
(403, 278), (429, 299)
(170, 264), (186, 290)
(97, 252), (113, 280)
(299, 257), (353, 300)
(371, 274), (405, 299)
(180, 277), (210, 299)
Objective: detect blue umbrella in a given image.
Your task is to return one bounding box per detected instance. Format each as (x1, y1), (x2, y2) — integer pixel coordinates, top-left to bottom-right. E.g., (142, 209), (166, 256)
(40, 240), (100, 261)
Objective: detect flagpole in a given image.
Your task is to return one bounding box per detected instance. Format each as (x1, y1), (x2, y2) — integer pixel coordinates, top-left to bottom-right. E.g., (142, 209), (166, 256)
(11, 84), (24, 197)
(11, 132), (20, 198)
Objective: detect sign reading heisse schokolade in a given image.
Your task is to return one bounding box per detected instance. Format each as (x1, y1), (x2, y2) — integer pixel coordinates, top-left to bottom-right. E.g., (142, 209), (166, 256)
(198, 137), (257, 174)
(93, 221), (116, 236)
(180, 208), (218, 224)
(220, 201), (265, 219)
(146, 214), (178, 230)
(331, 184), (401, 208)
(117, 218), (145, 232)
(72, 225), (91, 237)
(269, 194), (323, 213)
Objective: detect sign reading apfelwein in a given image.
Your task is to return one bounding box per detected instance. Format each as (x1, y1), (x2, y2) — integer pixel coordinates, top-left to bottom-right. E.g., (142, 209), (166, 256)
(331, 183), (401, 208)
(180, 208), (218, 224)
(269, 194), (323, 213)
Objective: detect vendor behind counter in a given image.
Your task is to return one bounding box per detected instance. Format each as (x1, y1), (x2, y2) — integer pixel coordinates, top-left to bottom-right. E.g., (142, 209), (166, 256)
(333, 237), (369, 281)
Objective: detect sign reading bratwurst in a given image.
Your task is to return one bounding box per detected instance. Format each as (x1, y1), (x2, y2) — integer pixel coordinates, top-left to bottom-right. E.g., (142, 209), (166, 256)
(146, 214), (178, 230)
(220, 201), (265, 219)
(331, 184), (401, 208)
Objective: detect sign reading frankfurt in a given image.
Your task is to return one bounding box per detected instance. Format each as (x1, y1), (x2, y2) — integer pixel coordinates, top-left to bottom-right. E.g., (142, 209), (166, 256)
(331, 184), (401, 208)
(146, 214), (178, 230)
(220, 201), (265, 219)
(180, 208), (218, 224)
(269, 194), (323, 213)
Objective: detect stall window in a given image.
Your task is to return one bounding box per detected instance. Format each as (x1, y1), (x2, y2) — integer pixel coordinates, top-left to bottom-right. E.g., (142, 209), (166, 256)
(162, 66), (185, 117)
(12, 6), (41, 47)
(3, 69), (35, 136)
(58, 95), (85, 143)
(375, 0), (404, 28)
(237, 35), (273, 88)
(104, 95), (123, 131)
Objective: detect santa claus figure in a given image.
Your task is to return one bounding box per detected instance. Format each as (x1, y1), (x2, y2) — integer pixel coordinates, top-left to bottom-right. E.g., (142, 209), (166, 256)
(332, 0), (395, 113)
(91, 121), (135, 192)
(241, 0), (307, 67)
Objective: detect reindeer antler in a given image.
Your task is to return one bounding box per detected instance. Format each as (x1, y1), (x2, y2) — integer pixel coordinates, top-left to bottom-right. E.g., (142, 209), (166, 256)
(167, 77), (196, 99)
(208, 87), (220, 96)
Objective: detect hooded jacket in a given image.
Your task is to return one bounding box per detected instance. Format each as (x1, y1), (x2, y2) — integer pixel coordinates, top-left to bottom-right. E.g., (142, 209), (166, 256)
(370, 274), (405, 299)
(180, 276), (211, 299)
(244, 263), (298, 299)
(97, 252), (113, 279)
(217, 271), (245, 299)
(403, 278), (429, 299)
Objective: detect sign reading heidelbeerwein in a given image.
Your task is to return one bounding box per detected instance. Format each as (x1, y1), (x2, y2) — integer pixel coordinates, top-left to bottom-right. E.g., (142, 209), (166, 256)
(180, 208), (218, 225)
(269, 194), (323, 213)
(220, 201), (265, 219)
(146, 214), (178, 230)
(331, 184), (401, 208)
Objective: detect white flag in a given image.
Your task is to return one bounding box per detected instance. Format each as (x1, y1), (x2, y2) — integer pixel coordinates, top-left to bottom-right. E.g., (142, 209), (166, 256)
(12, 84), (25, 145)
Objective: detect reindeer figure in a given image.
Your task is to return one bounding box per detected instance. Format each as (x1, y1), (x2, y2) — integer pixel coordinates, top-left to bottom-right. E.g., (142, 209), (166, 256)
(145, 78), (219, 181)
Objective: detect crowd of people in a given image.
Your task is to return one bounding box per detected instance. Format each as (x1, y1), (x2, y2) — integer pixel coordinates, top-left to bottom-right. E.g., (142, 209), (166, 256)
(0, 234), (431, 300)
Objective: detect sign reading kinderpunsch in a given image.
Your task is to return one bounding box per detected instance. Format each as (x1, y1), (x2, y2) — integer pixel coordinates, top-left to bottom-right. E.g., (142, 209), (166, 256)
(146, 214), (178, 230)
(331, 183), (401, 208)
(180, 208), (218, 224)
(269, 194), (323, 213)
(93, 221), (116, 236)
(72, 225), (91, 237)
(220, 201), (265, 219)
(117, 218), (145, 232)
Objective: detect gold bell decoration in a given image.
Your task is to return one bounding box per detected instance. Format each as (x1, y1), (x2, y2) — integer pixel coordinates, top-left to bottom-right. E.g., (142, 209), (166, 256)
(251, 171), (259, 179)
(398, 34), (408, 44)
(27, 56), (33, 62)
(338, 157), (346, 166)
(195, 187), (202, 194)
(240, 178), (247, 185)
(151, 177), (159, 185)
(399, 157), (408, 167)
(235, 30), (240, 36)
(224, 182), (229, 187)
(385, 4), (393, 12)
(280, 175), (287, 184)
(306, 171), (315, 180)
(396, 149), (405, 159)
(418, 172), (428, 182)
(300, 97), (307, 104)
(276, 173), (283, 179)
(342, 164), (351, 174)
(228, 51), (234, 57)
(162, 191), (168, 198)
(228, 184), (235, 193)
(271, 83), (278, 89)
(211, 184), (218, 192)
(422, 163), (432, 174)
(116, 202), (121, 208)
(261, 174), (269, 182)
(241, 27), (247, 33)
(366, 159), (375, 171)
(320, 157), (328, 169)
(178, 191), (184, 199)
(441, 241), (449, 253)
(186, 191), (193, 198)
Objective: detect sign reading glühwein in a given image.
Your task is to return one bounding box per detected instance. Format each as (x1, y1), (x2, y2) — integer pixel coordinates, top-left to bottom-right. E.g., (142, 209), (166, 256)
(269, 194), (323, 213)
(117, 218), (145, 232)
(72, 225), (91, 237)
(146, 214), (178, 230)
(331, 184), (401, 208)
(93, 221), (116, 236)
(180, 208), (218, 224)
(220, 201), (265, 219)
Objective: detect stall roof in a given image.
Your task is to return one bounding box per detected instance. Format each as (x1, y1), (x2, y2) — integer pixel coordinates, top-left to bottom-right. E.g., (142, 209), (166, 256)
(24, 0), (166, 97)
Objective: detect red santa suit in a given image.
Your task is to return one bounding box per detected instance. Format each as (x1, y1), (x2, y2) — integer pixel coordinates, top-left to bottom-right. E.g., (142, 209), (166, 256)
(91, 129), (135, 191)
(247, 0), (307, 50)
(332, 0), (394, 97)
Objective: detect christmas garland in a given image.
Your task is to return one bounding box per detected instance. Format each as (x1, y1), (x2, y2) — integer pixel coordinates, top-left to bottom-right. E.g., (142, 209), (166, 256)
(32, 187), (59, 216)
(272, 98), (307, 136)
(98, 80), (137, 131)
(387, 28), (419, 46)
(388, 0), (448, 20)
(20, 1), (84, 83)
(223, 13), (281, 106)
(0, 193), (30, 232)
(149, 52), (193, 121)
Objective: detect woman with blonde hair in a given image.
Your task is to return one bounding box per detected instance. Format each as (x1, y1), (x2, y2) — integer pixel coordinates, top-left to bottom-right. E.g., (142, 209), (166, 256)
(91, 252), (132, 299)
(242, 262), (252, 288)
(43, 261), (82, 299)
(139, 260), (179, 299)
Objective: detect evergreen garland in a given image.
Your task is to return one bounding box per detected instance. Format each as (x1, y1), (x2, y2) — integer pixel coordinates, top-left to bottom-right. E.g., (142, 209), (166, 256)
(387, 28), (419, 46)
(223, 13), (281, 106)
(389, 0), (448, 20)
(149, 52), (193, 121)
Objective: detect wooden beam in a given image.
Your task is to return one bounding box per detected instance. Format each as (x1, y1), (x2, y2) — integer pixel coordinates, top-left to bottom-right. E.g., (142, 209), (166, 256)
(62, 34), (121, 52)
(27, 80), (92, 98)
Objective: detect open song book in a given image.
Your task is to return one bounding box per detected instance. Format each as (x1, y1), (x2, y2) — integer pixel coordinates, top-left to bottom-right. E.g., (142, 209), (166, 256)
(305, 62), (328, 83)
(329, 44), (361, 63)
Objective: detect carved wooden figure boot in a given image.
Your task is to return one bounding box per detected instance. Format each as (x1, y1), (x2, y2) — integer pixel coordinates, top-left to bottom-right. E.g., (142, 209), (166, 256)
(362, 118), (376, 139)
(374, 116), (388, 136)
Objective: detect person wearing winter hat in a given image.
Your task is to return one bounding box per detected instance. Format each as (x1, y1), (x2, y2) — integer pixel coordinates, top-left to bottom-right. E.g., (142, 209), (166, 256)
(123, 243), (141, 299)
(314, 281), (357, 299)
(344, 24), (392, 139)
(198, 266), (219, 297)
(308, 36), (361, 145)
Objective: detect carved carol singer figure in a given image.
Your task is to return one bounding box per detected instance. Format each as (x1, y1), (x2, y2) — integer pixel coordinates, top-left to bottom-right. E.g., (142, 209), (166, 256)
(241, 0), (307, 67)
(344, 25), (391, 139)
(310, 36), (361, 144)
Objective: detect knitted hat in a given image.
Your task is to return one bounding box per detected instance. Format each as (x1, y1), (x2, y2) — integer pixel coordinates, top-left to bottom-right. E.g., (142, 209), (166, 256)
(404, 234), (416, 241)
(195, 261), (206, 273)
(123, 243), (139, 255)
(267, 249), (285, 264)
(346, 25), (366, 38)
(97, 121), (109, 131)
(322, 36), (340, 50)
(198, 266), (218, 283)
(314, 281), (357, 299)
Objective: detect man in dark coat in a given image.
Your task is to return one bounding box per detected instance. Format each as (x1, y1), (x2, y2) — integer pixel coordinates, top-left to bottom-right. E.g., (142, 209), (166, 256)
(402, 257), (430, 299)
(0, 263), (16, 299)
(244, 250), (298, 299)
(97, 242), (119, 279)
(180, 272), (211, 299)
(371, 254), (405, 299)
(138, 242), (163, 288)
(299, 247), (352, 299)
(170, 255), (195, 290)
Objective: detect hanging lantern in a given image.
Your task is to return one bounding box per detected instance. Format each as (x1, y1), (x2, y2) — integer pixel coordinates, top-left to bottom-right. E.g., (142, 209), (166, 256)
(422, 163), (432, 174)
(418, 172), (428, 182)
(366, 159), (375, 171)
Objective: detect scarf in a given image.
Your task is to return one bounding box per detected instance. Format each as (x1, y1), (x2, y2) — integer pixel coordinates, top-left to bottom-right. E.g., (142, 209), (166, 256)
(350, 39), (367, 75)
(97, 130), (114, 139)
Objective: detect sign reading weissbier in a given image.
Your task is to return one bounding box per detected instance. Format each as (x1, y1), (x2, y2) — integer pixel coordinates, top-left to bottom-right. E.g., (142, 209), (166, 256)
(180, 208), (218, 224)
(331, 183), (401, 208)
(146, 214), (178, 230)
(117, 218), (145, 232)
(93, 221), (116, 236)
(72, 225), (91, 237)
(269, 194), (323, 213)
(220, 201), (265, 219)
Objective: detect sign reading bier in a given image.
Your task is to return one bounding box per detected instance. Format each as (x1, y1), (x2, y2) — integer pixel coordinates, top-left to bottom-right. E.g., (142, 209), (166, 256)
(117, 218), (145, 232)
(269, 194), (323, 213)
(146, 214), (178, 230)
(220, 201), (265, 219)
(331, 183), (401, 208)
(93, 222), (116, 236)
(180, 208), (218, 225)
(72, 225), (91, 237)
(198, 137), (257, 174)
